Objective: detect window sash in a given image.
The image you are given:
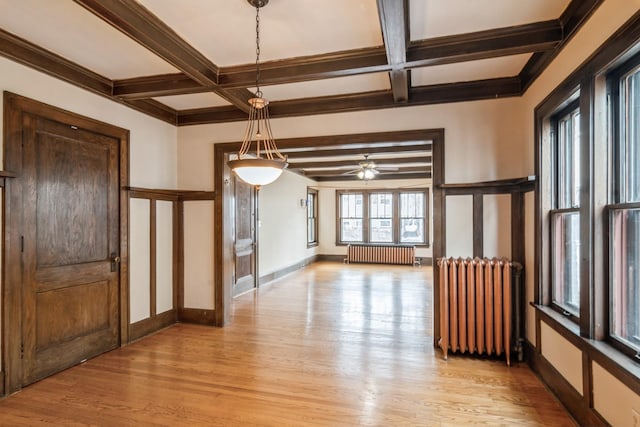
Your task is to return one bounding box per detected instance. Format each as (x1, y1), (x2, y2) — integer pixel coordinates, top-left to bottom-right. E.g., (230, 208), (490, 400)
(619, 66), (640, 203)
(550, 209), (581, 317)
(608, 206), (640, 353)
(307, 190), (318, 246)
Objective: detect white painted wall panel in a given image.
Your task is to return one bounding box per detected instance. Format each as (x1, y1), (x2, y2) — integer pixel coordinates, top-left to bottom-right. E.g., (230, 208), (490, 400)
(183, 201), (214, 309)
(593, 362), (640, 427)
(445, 196), (473, 258)
(156, 201), (174, 314)
(483, 194), (511, 258)
(540, 322), (583, 395)
(130, 199), (151, 323)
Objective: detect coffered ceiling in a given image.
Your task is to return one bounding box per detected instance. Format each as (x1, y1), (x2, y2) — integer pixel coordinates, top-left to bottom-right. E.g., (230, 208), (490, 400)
(0, 0), (602, 181)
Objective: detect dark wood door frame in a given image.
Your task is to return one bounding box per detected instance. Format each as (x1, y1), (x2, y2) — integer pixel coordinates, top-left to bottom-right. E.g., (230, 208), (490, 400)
(2, 92), (130, 395)
(213, 129), (445, 326)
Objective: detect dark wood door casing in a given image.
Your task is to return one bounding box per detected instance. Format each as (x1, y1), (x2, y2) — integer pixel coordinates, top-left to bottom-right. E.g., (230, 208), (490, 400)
(2, 92), (130, 395)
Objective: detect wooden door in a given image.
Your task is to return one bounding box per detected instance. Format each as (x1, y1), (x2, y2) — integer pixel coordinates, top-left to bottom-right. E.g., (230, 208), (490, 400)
(21, 114), (121, 385)
(232, 177), (257, 296)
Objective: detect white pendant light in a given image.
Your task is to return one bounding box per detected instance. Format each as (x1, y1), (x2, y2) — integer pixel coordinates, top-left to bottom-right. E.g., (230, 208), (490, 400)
(228, 0), (287, 187)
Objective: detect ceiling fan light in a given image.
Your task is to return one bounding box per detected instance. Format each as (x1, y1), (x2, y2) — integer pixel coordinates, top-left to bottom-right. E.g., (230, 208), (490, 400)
(363, 169), (376, 180)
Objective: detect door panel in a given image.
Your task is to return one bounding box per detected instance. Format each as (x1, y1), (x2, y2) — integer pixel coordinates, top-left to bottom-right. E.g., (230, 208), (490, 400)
(233, 177), (256, 296)
(22, 115), (120, 385)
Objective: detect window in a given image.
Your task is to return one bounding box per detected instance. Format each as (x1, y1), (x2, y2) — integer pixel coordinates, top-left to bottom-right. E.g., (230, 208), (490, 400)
(369, 193), (393, 242)
(339, 192), (363, 243)
(608, 60), (640, 355)
(307, 188), (318, 247)
(337, 189), (429, 246)
(400, 192), (426, 244)
(550, 103), (581, 317)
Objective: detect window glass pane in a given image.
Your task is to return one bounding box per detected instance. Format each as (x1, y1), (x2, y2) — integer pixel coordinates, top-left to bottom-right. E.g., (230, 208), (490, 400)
(370, 219), (393, 242)
(551, 211), (580, 315)
(610, 208), (640, 351)
(369, 193), (392, 242)
(620, 67), (640, 202)
(370, 193), (392, 218)
(400, 192), (426, 244)
(339, 193), (363, 242)
(341, 219), (362, 242)
(400, 218), (424, 243)
(557, 109), (580, 208)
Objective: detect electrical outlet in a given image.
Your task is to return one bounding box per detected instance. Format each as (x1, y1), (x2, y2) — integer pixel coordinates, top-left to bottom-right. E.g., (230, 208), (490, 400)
(632, 408), (640, 427)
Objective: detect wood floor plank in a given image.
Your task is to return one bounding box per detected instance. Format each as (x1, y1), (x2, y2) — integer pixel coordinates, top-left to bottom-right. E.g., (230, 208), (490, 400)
(0, 262), (574, 426)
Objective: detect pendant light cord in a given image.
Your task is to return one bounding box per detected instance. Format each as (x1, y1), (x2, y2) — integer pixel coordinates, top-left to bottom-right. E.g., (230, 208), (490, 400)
(255, 5), (262, 98)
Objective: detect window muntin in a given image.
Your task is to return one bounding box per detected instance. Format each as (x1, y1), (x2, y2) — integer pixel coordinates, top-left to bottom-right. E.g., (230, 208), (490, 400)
(337, 189), (429, 246)
(307, 189), (318, 247)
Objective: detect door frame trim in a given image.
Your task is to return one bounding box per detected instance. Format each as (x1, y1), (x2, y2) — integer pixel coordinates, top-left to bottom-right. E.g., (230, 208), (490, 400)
(213, 129), (444, 326)
(2, 92), (130, 395)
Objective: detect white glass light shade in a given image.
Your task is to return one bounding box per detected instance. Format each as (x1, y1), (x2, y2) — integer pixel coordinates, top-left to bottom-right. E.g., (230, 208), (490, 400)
(229, 158), (286, 186)
(357, 169), (376, 180)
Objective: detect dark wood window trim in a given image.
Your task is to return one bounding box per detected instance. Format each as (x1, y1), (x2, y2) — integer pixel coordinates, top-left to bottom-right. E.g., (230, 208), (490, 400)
(0, 171), (16, 187)
(335, 188), (430, 247)
(306, 188), (319, 248)
(532, 9), (640, 420)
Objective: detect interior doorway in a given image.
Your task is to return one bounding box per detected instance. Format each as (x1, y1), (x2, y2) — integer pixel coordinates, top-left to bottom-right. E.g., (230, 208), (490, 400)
(213, 129), (445, 326)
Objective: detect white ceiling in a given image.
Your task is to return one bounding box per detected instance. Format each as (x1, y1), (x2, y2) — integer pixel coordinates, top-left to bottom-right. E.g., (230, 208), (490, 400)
(0, 0), (580, 119)
(409, 0), (570, 39)
(137, 0), (383, 66)
(0, 0), (178, 79)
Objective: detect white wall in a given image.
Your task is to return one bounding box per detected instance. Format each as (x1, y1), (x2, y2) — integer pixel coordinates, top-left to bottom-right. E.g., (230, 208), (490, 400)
(0, 55), (178, 346)
(177, 96), (527, 267)
(258, 170), (318, 276)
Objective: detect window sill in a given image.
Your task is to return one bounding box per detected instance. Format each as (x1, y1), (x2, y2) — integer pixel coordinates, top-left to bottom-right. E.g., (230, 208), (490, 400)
(533, 303), (640, 394)
(335, 242), (430, 248)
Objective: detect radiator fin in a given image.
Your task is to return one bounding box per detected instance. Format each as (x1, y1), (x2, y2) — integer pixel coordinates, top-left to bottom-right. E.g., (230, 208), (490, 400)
(438, 257), (515, 366)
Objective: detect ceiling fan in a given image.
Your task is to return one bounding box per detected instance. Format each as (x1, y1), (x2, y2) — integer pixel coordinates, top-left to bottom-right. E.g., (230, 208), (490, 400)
(344, 155), (398, 180)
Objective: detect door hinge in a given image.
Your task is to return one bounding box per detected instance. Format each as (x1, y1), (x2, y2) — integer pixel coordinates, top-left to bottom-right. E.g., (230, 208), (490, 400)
(20, 343), (24, 360)
(21, 236), (24, 253)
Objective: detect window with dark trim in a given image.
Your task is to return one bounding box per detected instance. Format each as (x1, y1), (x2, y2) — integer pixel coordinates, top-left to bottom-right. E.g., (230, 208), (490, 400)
(306, 188), (318, 247)
(607, 55), (640, 356)
(550, 101), (581, 318)
(336, 189), (429, 246)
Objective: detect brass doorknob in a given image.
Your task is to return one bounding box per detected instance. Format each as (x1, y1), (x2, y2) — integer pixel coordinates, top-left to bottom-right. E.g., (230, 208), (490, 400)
(112, 256), (121, 263)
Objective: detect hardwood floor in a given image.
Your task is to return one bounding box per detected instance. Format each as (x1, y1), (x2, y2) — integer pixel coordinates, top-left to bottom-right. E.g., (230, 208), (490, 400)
(0, 262), (574, 426)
